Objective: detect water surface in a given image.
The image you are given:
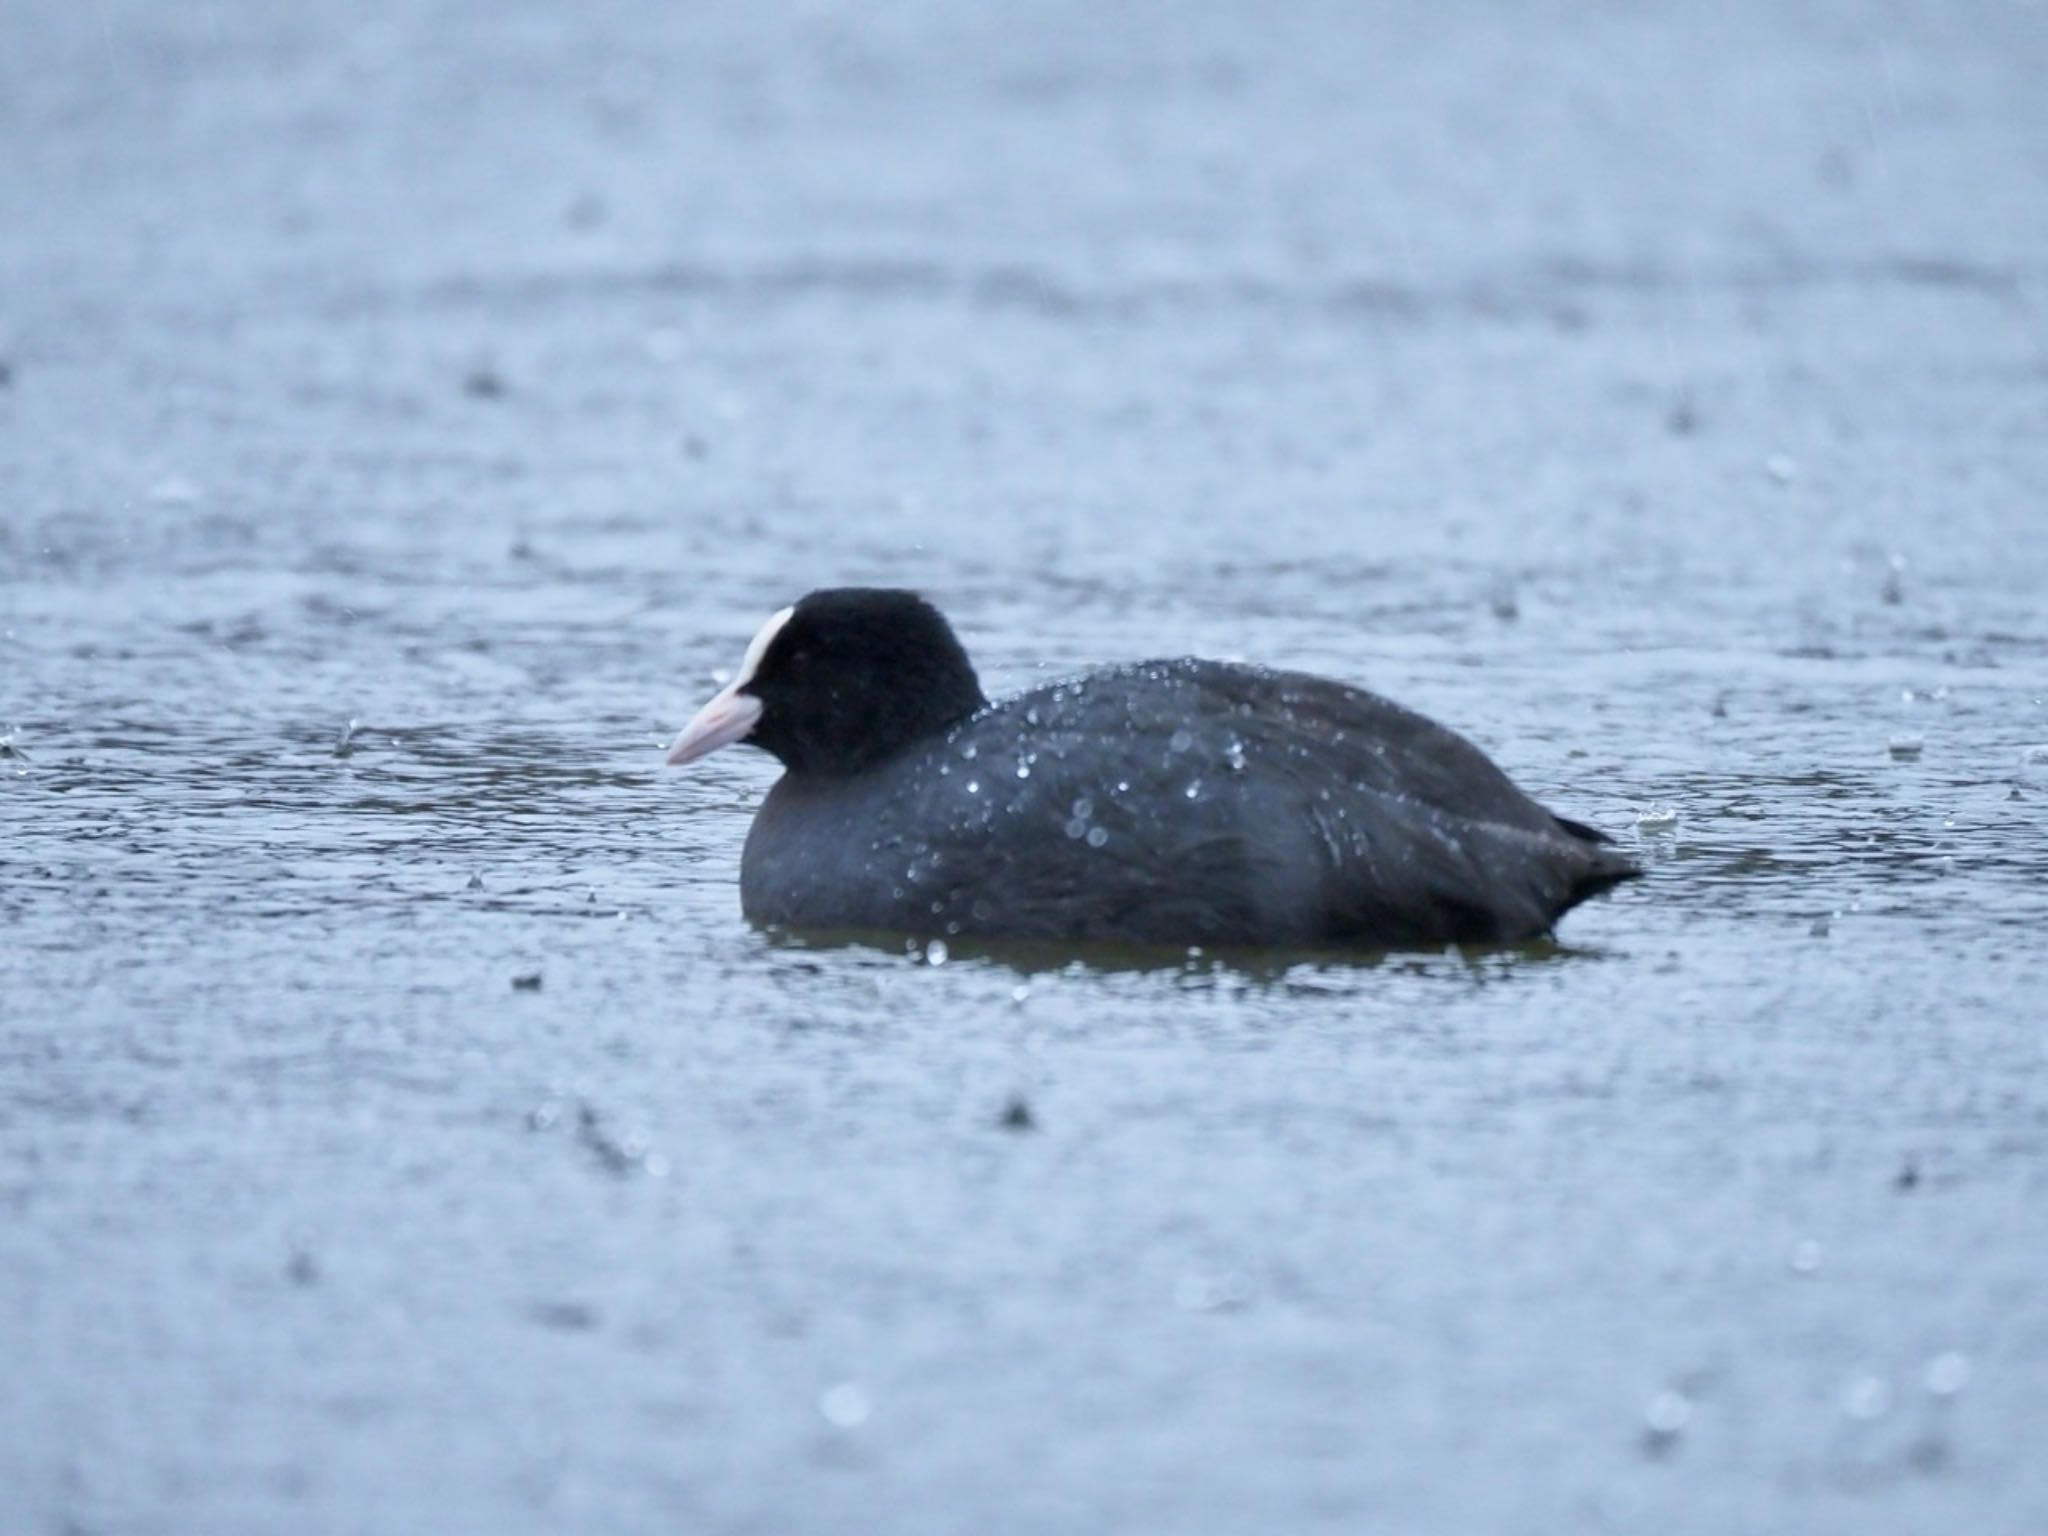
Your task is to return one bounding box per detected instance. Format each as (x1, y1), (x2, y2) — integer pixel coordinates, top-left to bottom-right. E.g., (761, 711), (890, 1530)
(5, 1), (2048, 1531)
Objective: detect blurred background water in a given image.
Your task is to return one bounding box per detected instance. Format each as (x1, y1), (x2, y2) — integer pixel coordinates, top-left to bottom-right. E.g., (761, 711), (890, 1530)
(3, 1), (2047, 1531)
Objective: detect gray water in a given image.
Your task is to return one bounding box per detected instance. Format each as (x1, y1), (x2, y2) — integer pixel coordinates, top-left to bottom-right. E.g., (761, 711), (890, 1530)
(5, 1), (2048, 1531)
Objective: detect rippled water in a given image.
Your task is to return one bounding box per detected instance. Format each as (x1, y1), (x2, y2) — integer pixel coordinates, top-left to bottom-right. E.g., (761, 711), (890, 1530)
(6, 1), (2048, 1531)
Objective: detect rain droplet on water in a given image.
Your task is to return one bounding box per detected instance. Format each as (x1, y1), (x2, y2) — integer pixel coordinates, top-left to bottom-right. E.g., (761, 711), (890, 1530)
(1840, 1373), (1891, 1421)
(1924, 1352), (1970, 1397)
(1085, 826), (1109, 848)
(1184, 780), (1202, 800)
(925, 939), (949, 966)
(1065, 819), (1087, 839)
(1173, 1271), (1251, 1313)
(1015, 761), (1031, 779)
(1169, 728), (1194, 753)
(1071, 796), (1093, 820)
(965, 779), (980, 795)
(149, 474), (203, 506)
(1225, 738), (1247, 771)
(818, 1382), (871, 1429)
(1643, 1389), (1692, 1440)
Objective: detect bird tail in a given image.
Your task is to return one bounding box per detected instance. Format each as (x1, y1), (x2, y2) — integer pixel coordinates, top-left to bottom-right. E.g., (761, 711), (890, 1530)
(1559, 835), (1642, 915)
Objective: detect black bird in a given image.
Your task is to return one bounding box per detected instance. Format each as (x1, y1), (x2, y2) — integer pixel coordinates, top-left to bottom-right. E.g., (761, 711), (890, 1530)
(666, 588), (1638, 949)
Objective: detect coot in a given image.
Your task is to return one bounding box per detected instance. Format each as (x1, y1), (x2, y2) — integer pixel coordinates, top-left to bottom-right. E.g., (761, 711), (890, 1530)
(666, 588), (1638, 948)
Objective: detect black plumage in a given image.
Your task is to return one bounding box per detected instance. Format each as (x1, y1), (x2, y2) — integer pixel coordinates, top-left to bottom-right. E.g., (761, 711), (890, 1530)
(667, 588), (1638, 949)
